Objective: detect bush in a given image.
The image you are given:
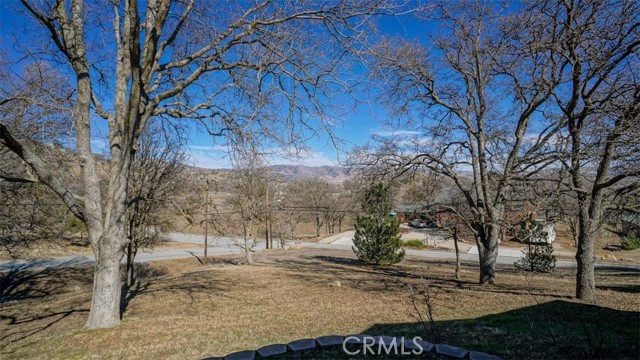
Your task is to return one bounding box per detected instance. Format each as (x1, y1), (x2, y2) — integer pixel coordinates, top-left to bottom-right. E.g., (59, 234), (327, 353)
(621, 235), (640, 250)
(515, 243), (556, 272)
(352, 183), (405, 265)
(403, 239), (424, 248)
(64, 214), (87, 234)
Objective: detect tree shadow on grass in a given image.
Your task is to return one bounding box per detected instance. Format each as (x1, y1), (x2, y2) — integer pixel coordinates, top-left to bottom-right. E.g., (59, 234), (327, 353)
(2, 261), (233, 351)
(310, 254), (640, 300)
(0, 308), (89, 348)
(0, 264), (92, 350)
(363, 300), (640, 360)
(120, 280), (150, 317)
(0, 263), (92, 303)
(264, 256), (415, 293)
(265, 252), (573, 299)
(119, 264), (232, 316)
(312, 255), (363, 267)
(596, 284), (640, 294)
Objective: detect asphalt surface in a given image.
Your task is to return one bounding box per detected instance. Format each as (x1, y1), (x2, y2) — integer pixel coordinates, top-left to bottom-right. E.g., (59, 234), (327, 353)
(0, 233), (267, 272)
(1, 232), (639, 272)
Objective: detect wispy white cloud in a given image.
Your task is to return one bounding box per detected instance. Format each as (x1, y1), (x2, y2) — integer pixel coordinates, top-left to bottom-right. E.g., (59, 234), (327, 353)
(188, 144), (337, 169)
(189, 144), (228, 151)
(267, 148), (337, 167)
(188, 144), (231, 169)
(369, 128), (422, 137)
(190, 150), (233, 169)
(521, 132), (561, 146)
(398, 136), (433, 146)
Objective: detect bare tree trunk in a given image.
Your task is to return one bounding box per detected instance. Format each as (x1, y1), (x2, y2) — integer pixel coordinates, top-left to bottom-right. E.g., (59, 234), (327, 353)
(477, 224), (500, 284)
(85, 149), (131, 327)
(478, 243), (498, 284)
(86, 238), (123, 328)
(244, 237), (254, 265)
(316, 215), (322, 237)
(126, 241), (136, 288)
(568, 216), (579, 247)
(575, 231), (596, 301)
(328, 219), (335, 234)
(453, 228), (460, 280)
(575, 193), (603, 302)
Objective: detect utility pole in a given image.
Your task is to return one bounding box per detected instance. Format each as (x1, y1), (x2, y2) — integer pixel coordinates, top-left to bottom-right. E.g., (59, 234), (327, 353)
(269, 194), (274, 249)
(204, 179), (209, 259)
(266, 186), (272, 249)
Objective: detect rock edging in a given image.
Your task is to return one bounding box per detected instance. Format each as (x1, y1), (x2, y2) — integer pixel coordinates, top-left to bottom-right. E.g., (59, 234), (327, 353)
(203, 334), (501, 360)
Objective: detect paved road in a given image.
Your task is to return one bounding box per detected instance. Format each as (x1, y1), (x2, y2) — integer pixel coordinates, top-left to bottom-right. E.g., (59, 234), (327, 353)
(301, 242), (578, 267)
(1, 232), (639, 272)
(0, 246), (242, 273)
(165, 232), (585, 268)
(0, 233), (281, 272)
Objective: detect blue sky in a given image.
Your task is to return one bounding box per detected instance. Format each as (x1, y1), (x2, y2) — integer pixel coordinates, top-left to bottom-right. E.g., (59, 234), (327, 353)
(182, 12), (431, 169)
(0, 2), (432, 169)
(186, 104), (419, 168)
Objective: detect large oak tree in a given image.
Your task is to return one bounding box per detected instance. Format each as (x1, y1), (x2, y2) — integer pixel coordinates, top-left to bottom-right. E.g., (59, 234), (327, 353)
(532, 0), (639, 301)
(0, 0), (394, 328)
(356, 0), (563, 284)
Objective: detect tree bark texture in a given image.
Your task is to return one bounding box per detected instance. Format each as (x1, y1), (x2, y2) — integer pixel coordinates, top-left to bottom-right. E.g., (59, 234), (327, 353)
(85, 241), (124, 328)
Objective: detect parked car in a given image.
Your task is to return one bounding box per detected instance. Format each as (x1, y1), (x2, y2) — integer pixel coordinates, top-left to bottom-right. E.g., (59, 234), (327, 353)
(409, 219), (428, 228)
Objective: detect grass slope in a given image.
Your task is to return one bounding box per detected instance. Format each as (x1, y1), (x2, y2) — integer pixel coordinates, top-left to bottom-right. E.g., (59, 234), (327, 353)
(1, 249), (638, 359)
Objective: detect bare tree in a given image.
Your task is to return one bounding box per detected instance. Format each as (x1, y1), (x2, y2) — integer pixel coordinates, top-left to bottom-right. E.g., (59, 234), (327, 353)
(0, 58), (82, 257)
(1, 0), (396, 328)
(299, 178), (331, 237)
(272, 211), (292, 248)
(0, 180), (71, 258)
(273, 181), (307, 243)
(323, 183), (350, 235)
(397, 172), (442, 209)
(125, 120), (187, 287)
(530, 0), (639, 301)
(356, 0), (562, 284)
(435, 185), (478, 280)
(226, 158), (268, 265)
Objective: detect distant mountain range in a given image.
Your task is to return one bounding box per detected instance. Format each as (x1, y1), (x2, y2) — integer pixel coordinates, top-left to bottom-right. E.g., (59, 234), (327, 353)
(185, 164), (352, 183)
(269, 165), (351, 183)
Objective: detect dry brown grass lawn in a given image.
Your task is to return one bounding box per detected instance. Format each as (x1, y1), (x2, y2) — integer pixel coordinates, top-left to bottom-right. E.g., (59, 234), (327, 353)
(553, 223), (640, 263)
(1, 249), (638, 359)
(0, 238), (94, 260)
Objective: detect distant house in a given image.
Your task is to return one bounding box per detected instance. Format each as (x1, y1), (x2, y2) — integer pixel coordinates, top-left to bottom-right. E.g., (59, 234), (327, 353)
(396, 203), (461, 229)
(531, 220), (556, 244)
(394, 204), (432, 224)
(621, 214), (640, 237)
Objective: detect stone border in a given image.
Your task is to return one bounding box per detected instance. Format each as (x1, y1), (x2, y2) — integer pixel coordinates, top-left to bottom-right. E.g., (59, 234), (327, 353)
(202, 334), (501, 360)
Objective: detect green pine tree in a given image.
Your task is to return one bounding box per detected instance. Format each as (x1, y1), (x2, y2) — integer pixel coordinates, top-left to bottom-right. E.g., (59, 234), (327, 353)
(352, 183), (405, 265)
